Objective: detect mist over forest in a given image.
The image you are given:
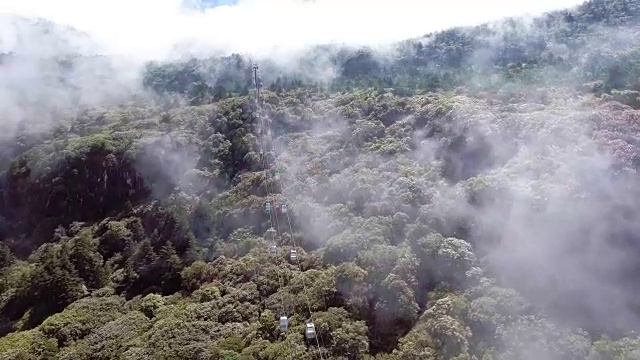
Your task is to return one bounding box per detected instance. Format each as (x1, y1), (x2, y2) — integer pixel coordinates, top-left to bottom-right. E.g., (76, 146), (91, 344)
(2, 0), (640, 359)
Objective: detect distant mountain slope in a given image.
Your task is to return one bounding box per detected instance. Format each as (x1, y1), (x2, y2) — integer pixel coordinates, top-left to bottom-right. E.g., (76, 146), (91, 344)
(0, 14), (98, 57)
(0, 15), (144, 153)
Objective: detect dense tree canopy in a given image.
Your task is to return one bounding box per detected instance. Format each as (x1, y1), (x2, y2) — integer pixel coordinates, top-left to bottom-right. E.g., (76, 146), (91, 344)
(3, 0), (640, 359)
(140, 0), (640, 103)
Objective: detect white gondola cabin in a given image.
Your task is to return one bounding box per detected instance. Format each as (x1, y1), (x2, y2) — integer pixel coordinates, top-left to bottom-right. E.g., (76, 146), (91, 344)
(265, 227), (276, 239)
(305, 323), (316, 339)
(290, 249), (298, 262)
(270, 244), (277, 255)
(265, 201), (271, 213)
(279, 316), (289, 332)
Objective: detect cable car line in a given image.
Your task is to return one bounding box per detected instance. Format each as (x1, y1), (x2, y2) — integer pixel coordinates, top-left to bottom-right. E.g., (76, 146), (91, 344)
(256, 67), (323, 358)
(264, 105), (324, 358)
(253, 65), (290, 352)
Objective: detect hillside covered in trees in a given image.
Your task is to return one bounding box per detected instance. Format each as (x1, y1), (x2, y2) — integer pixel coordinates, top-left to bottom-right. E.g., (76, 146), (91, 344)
(3, 0), (640, 359)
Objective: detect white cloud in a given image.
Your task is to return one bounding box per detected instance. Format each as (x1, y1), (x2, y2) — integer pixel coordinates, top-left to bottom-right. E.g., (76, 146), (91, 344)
(0, 0), (584, 60)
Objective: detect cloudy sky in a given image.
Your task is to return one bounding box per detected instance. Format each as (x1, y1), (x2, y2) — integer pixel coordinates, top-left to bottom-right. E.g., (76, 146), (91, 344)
(0, 0), (585, 60)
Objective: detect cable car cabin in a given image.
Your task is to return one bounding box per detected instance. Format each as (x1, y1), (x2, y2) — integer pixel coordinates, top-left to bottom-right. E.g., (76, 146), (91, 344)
(270, 244), (277, 255)
(281, 203), (288, 214)
(265, 201), (271, 213)
(305, 323), (316, 339)
(279, 316), (288, 332)
(266, 227), (276, 238)
(290, 249), (298, 262)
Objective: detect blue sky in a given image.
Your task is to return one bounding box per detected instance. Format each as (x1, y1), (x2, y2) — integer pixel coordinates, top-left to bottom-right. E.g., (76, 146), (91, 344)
(0, 0), (586, 60)
(205, 0), (239, 7)
(183, 0), (238, 11)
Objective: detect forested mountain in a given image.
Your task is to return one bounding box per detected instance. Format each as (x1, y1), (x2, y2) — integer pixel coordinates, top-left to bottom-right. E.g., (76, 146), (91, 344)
(2, 0), (640, 359)
(142, 0), (640, 103)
